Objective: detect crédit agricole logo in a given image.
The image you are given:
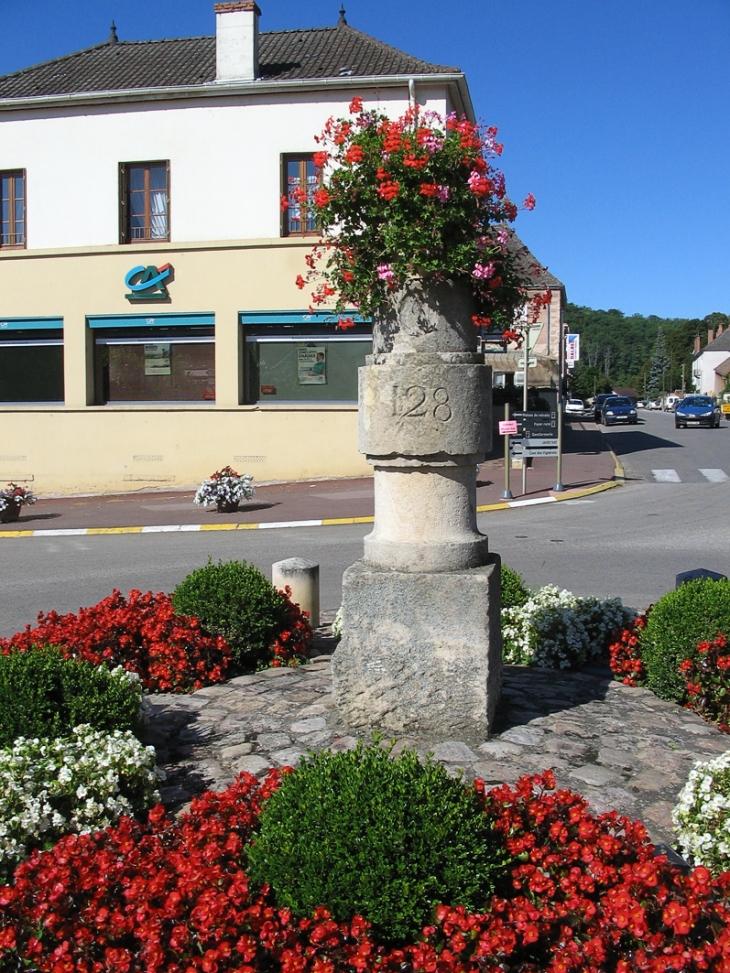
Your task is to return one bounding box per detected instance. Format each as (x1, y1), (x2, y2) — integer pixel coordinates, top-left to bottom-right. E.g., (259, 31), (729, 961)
(125, 264), (173, 301)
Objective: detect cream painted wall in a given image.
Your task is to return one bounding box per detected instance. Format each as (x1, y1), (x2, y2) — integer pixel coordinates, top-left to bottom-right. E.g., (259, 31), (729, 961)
(0, 87), (450, 250)
(0, 239), (371, 492)
(0, 406), (368, 496)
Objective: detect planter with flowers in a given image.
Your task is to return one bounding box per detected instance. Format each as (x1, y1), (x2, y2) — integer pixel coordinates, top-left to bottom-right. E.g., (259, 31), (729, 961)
(291, 98), (547, 333)
(0, 483), (36, 524)
(194, 465), (254, 513)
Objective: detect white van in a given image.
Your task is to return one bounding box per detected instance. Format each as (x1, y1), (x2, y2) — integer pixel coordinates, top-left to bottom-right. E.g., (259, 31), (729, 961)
(664, 394), (682, 412)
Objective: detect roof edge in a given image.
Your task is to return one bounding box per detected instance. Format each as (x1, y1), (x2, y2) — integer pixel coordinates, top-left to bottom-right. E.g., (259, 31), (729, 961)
(0, 71), (474, 118)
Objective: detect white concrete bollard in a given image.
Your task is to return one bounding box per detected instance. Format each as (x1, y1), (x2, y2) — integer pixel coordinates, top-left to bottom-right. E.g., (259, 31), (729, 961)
(271, 557), (320, 629)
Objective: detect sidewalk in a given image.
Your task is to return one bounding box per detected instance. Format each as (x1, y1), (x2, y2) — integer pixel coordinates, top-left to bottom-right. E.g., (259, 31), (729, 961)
(0, 421), (620, 536)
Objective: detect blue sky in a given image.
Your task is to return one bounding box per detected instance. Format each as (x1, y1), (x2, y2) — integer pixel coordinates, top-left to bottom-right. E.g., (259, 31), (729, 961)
(2, 0), (728, 319)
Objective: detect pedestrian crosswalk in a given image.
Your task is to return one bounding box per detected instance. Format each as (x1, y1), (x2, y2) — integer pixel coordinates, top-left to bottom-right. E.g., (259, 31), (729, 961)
(652, 468), (729, 483)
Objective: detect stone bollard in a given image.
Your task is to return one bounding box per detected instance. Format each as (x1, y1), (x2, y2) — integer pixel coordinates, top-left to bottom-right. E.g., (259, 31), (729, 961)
(272, 557), (320, 629)
(332, 278), (501, 742)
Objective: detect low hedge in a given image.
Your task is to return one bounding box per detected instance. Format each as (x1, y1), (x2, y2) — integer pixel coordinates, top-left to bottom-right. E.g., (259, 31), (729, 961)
(0, 646), (144, 749)
(246, 742), (508, 943)
(173, 559), (311, 671)
(640, 578), (730, 702)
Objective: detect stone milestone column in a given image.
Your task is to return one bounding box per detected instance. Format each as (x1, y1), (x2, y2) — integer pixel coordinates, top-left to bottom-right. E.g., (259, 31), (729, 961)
(331, 277), (502, 741)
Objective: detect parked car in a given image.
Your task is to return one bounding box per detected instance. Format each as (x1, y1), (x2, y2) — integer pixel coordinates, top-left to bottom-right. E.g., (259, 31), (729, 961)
(636, 400), (646, 409)
(664, 394), (681, 412)
(565, 398), (587, 419)
(592, 393), (614, 422)
(674, 395), (721, 429)
(648, 398), (663, 410)
(600, 395), (638, 426)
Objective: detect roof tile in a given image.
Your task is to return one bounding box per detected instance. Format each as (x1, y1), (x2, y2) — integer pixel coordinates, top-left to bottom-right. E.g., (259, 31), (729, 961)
(0, 26), (457, 100)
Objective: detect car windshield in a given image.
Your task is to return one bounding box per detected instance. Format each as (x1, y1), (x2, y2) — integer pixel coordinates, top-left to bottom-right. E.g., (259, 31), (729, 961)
(681, 397), (713, 407)
(607, 397), (631, 406)
(568, 399), (583, 406)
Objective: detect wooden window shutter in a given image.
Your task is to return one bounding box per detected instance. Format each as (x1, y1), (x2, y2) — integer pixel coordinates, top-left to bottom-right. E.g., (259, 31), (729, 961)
(118, 163), (127, 244)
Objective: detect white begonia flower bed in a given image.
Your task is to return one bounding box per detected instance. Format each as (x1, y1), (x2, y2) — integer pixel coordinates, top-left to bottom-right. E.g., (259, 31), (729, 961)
(502, 585), (633, 669)
(673, 750), (730, 874)
(0, 725), (162, 878)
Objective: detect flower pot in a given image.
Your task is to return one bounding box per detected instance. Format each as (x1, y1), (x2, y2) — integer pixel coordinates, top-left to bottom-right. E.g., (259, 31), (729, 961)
(0, 499), (21, 523)
(216, 500), (240, 514)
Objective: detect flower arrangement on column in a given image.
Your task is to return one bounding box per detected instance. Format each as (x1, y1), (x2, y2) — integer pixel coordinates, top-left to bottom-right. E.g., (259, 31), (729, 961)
(288, 97), (547, 336)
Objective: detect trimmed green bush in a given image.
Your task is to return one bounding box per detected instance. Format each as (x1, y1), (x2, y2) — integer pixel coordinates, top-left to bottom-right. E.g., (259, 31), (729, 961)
(501, 565), (530, 610)
(172, 559), (290, 671)
(246, 741), (509, 944)
(641, 578), (730, 702)
(0, 646), (144, 749)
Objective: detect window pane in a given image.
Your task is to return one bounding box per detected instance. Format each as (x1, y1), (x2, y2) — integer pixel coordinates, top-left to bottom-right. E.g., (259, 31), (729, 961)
(246, 339), (371, 403)
(129, 167), (145, 191)
(0, 342), (64, 402)
(100, 341), (215, 402)
(148, 166), (167, 192)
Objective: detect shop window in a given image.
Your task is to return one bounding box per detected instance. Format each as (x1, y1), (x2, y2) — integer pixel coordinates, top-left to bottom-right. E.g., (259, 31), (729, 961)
(244, 332), (371, 404)
(281, 155), (318, 236)
(1, 170), (25, 249)
(119, 162), (169, 243)
(0, 328), (63, 402)
(93, 327), (214, 403)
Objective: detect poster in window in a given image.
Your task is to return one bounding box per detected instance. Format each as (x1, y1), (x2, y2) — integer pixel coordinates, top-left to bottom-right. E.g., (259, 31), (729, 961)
(297, 345), (327, 385)
(144, 343), (171, 376)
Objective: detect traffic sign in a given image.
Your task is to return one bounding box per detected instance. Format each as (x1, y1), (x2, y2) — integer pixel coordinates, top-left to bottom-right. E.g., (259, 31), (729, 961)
(516, 358), (537, 368)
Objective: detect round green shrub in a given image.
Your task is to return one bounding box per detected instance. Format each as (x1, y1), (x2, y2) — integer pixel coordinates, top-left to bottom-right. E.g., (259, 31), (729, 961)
(0, 646), (144, 749)
(172, 559), (290, 671)
(641, 578), (730, 703)
(246, 741), (509, 944)
(501, 564), (530, 610)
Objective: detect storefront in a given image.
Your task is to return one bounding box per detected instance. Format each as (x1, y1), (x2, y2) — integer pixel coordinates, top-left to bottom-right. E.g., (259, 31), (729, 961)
(0, 240), (372, 495)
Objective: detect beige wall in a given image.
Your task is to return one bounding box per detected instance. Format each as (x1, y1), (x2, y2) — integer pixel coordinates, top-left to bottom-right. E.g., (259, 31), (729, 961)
(0, 238), (370, 494)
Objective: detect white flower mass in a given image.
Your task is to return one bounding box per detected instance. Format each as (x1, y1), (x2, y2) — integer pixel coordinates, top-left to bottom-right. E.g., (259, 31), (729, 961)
(673, 749), (730, 874)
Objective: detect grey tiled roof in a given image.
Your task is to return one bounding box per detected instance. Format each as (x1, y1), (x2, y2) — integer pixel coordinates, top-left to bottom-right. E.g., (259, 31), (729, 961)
(701, 329), (730, 355)
(0, 25), (457, 99)
(508, 230), (564, 291)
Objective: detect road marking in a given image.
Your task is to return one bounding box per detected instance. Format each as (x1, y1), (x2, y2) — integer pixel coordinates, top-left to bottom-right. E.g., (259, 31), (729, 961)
(652, 469), (681, 482)
(699, 469), (729, 483)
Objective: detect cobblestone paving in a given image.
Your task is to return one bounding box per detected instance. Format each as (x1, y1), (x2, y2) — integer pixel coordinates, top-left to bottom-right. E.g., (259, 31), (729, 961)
(142, 638), (730, 850)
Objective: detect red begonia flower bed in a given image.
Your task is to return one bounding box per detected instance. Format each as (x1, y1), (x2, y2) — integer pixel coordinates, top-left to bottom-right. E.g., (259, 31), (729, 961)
(1, 770), (729, 972)
(0, 589), (229, 693)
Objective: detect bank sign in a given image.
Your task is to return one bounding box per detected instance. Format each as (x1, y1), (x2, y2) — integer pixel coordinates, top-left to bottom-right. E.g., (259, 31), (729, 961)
(125, 264), (173, 302)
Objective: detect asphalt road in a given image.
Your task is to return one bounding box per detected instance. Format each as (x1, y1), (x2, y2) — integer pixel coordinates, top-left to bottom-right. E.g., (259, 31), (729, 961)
(2, 408), (728, 636)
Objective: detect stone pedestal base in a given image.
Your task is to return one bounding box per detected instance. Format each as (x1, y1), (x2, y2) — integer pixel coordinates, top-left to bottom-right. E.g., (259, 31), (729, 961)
(332, 556), (502, 742)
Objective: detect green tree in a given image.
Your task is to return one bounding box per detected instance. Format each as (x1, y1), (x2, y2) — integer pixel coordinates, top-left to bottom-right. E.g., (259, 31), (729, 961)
(647, 328), (671, 397)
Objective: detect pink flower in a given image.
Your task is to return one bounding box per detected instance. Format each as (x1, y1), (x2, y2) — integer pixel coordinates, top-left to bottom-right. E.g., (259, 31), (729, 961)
(498, 228), (509, 246)
(472, 262), (496, 280)
(523, 193), (536, 210)
(377, 263), (394, 282)
(436, 185), (450, 202)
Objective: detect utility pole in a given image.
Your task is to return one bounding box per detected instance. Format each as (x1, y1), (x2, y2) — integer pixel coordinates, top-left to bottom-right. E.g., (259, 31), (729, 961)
(681, 362), (686, 396)
(554, 314), (565, 493)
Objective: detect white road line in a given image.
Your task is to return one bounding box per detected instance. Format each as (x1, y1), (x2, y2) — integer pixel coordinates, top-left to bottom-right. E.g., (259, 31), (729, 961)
(652, 469), (681, 482)
(699, 469), (729, 483)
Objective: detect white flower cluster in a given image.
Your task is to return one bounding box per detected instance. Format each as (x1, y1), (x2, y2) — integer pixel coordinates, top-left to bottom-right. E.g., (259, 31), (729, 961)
(0, 725), (162, 878)
(194, 472), (255, 507)
(673, 750), (730, 874)
(502, 585), (632, 668)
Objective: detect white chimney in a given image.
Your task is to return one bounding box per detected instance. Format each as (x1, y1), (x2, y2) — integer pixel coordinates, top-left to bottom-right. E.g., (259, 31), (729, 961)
(215, 1), (260, 82)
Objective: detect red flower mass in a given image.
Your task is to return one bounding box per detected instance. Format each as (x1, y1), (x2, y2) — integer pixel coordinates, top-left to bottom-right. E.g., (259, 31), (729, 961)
(2, 770), (730, 972)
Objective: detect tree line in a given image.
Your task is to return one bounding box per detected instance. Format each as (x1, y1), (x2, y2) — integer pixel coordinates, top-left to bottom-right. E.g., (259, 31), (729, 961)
(563, 304), (729, 400)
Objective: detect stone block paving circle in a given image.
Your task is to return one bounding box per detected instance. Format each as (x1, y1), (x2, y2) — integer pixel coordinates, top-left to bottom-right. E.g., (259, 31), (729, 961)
(142, 651), (730, 849)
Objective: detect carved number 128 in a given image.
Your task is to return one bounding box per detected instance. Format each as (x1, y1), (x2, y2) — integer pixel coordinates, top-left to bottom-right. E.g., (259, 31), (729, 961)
(391, 385), (451, 421)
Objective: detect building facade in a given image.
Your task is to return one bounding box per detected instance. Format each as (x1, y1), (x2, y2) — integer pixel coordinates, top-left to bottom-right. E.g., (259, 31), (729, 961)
(0, 3), (474, 494)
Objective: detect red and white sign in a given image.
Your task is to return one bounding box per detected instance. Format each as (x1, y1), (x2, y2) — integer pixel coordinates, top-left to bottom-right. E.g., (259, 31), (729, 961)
(499, 420), (519, 436)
